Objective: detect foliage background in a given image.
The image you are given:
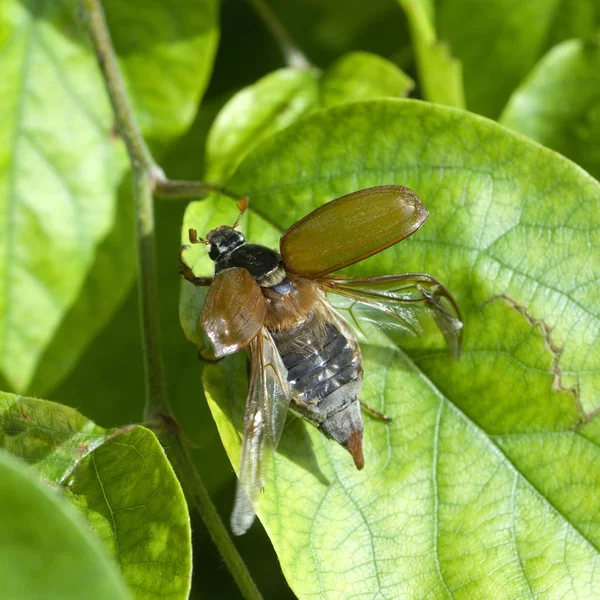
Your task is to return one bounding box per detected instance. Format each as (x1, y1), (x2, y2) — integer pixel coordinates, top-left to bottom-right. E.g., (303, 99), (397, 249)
(1, 0), (600, 598)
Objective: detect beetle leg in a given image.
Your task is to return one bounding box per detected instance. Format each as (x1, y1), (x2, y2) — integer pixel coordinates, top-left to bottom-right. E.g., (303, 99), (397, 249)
(179, 244), (213, 286)
(189, 228), (210, 245)
(360, 401), (392, 422)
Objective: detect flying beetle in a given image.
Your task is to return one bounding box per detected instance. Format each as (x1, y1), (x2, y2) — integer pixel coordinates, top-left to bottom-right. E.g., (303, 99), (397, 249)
(180, 185), (463, 535)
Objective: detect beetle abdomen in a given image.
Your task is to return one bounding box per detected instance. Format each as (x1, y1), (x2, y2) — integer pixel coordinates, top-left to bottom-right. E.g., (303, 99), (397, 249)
(282, 324), (358, 402)
(273, 322), (365, 468)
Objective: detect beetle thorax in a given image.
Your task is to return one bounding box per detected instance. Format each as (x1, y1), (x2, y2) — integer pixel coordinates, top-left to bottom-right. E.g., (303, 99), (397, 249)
(210, 233), (292, 295)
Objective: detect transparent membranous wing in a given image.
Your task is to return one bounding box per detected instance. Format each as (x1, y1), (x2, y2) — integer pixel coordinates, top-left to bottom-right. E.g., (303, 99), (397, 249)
(321, 273), (463, 358)
(231, 328), (291, 536)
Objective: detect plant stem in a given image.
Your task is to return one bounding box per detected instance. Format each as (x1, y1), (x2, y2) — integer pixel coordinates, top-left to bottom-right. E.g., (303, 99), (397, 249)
(132, 167), (168, 419)
(83, 2), (262, 598)
(83, 0), (157, 172)
(85, 0), (167, 422)
(165, 426), (262, 599)
(248, 0), (312, 69)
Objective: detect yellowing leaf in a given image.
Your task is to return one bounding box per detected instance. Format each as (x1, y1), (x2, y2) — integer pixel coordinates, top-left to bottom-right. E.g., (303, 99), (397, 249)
(182, 99), (600, 598)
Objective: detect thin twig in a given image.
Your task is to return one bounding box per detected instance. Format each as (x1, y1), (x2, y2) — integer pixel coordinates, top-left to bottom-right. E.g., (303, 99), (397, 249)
(164, 425), (262, 598)
(83, 2), (262, 599)
(132, 167), (168, 419)
(84, 0), (158, 172)
(247, 0), (312, 69)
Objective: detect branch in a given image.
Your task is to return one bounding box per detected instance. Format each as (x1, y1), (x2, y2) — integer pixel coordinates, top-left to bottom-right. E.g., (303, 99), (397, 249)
(83, 2), (262, 599)
(248, 0), (312, 69)
(131, 167), (168, 418)
(84, 0), (157, 172)
(163, 422), (263, 598)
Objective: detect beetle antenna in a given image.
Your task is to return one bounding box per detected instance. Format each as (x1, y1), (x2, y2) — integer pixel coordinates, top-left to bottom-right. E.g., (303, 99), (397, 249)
(189, 228), (209, 245)
(233, 196), (249, 229)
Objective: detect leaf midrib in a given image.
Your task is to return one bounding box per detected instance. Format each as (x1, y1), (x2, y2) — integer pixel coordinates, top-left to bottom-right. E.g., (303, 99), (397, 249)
(510, 473), (536, 599)
(92, 450), (121, 561)
(432, 402), (453, 599)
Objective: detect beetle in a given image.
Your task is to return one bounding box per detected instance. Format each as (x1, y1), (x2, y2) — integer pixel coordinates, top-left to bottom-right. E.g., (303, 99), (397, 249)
(180, 185), (463, 535)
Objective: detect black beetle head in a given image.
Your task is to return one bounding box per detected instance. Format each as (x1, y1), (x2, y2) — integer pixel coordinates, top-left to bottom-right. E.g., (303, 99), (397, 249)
(206, 226), (245, 261)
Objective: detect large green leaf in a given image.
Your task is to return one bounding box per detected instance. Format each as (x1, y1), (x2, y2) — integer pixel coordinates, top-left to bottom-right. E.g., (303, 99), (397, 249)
(436, 0), (561, 118)
(0, 0), (218, 395)
(181, 100), (600, 598)
(500, 37), (600, 180)
(0, 393), (192, 600)
(0, 0), (128, 393)
(27, 177), (138, 397)
(0, 449), (131, 599)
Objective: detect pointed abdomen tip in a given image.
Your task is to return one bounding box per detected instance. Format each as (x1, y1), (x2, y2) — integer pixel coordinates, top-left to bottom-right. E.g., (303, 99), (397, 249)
(347, 430), (364, 470)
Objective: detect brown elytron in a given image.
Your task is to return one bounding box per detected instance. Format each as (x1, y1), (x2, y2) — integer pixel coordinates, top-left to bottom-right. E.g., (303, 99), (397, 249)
(180, 186), (463, 535)
(201, 268), (267, 357)
(281, 185), (428, 277)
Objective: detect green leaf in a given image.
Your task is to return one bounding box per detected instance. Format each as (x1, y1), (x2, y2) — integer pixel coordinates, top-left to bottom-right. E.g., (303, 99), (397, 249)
(66, 426), (192, 600)
(434, 0), (600, 119)
(48, 285), (145, 429)
(205, 55), (413, 182)
(205, 69), (320, 182)
(182, 100), (600, 597)
(0, 392), (110, 483)
(0, 0), (128, 393)
(500, 37), (600, 180)
(397, 0), (464, 107)
(27, 179), (137, 397)
(0, 393), (192, 600)
(0, 0), (219, 395)
(320, 51), (414, 107)
(105, 0), (219, 141)
(436, 0), (562, 117)
(0, 449), (131, 600)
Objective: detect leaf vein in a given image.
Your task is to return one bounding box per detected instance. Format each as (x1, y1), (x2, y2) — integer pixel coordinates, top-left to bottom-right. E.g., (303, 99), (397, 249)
(432, 400), (454, 599)
(92, 451), (121, 561)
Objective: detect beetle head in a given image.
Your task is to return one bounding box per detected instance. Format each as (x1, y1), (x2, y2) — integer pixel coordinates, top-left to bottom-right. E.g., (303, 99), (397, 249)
(206, 226), (246, 261)
(189, 196), (249, 261)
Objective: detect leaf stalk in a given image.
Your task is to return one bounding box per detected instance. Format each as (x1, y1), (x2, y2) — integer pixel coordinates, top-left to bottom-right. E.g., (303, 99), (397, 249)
(247, 0), (312, 69)
(153, 178), (241, 201)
